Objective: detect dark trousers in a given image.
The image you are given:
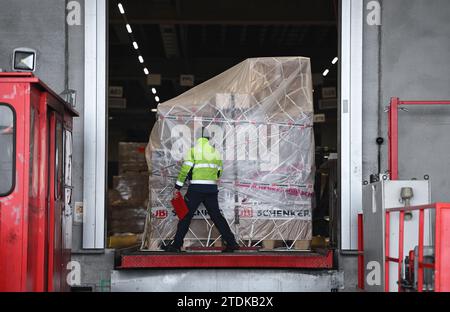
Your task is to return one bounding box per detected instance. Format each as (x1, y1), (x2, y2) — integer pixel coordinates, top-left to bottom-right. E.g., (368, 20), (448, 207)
(173, 188), (237, 248)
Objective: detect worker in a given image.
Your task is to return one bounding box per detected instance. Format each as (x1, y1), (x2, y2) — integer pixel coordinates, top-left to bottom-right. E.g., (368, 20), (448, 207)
(162, 128), (239, 253)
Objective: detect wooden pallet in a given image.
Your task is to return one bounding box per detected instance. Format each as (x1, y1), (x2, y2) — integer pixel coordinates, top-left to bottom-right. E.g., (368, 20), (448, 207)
(261, 240), (311, 251)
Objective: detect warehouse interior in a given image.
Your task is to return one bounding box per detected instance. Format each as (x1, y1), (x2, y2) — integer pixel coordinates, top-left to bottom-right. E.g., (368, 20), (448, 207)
(1, 0), (450, 294)
(107, 0), (339, 247)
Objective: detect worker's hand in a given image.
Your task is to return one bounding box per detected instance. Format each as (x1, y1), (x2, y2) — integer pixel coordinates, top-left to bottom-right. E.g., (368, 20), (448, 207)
(172, 189), (179, 199)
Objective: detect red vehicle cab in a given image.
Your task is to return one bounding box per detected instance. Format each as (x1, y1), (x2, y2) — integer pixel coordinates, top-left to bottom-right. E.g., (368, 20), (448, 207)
(0, 73), (78, 292)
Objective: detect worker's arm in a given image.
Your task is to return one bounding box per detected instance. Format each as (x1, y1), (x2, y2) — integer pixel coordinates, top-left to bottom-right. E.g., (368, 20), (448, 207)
(175, 148), (194, 190)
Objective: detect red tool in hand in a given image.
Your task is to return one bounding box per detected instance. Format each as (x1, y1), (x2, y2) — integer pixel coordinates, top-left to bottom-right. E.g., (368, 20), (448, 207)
(171, 191), (189, 220)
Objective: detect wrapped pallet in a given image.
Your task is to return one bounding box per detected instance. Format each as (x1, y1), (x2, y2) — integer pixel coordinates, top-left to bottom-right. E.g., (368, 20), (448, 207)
(141, 57), (315, 250)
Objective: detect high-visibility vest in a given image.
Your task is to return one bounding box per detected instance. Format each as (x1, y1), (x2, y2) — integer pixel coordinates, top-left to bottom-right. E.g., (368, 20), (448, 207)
(175, 137), (223, 188)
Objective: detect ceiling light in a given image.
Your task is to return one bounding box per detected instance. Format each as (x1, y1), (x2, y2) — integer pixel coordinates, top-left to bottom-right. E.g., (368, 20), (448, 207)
(144, 68), (149, 75)
(151, 88), (157, 94)
(133, 42), (138, 50)
(322, 69), (330, 77)
(118, 3), (125, 14)
(151, 108), (157, 113)
(155, 96), (160, 102)
(126, 24), (132, 33)
(332, 57), (339, 65)
(138, 56), (144, 63)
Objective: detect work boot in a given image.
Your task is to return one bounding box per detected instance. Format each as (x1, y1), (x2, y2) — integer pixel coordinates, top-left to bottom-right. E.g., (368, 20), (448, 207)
(161, 244), (181, 253)
(222, 244), (240, 253)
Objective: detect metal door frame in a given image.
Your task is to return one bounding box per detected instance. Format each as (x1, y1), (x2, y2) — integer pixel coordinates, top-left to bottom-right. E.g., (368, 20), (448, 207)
(80, 0), (364, 252)
(339, 0), (364, 250)
(83, 0), (107, 249)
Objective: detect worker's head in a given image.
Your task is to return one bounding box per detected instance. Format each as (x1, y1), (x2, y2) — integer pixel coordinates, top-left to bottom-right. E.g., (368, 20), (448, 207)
(200, 127), (210, 140)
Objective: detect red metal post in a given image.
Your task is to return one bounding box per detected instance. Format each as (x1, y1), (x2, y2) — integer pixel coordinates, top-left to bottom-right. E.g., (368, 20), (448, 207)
(357, 214), (364, 290)
(408, 250), (414, 284)
(433, 203), (450, 292)
(398, 211), (405, 292)
(385, 211), (391, 292)
(417, 209), (425, 292)
(399, 101), (450, 105)
(388, 98), (450, 181)
(435, 204), (442, 292)
(388, 97), (399, 180)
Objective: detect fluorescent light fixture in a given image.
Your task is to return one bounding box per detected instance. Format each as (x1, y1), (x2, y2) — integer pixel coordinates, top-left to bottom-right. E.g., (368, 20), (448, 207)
(138, 56), (144, 63)
(332, 57), (339, 65)
(151, 108), (157, 113)
(126, 24), (132, 33)
(118, 3), (125, 14)
(12, 47), (36, 72)
(151, 88), (157, 94)
(133, 41), (138, 50)
(322, 69), (330, 77)
(144, 67), (149, 75)
(155, 96), (160, 102)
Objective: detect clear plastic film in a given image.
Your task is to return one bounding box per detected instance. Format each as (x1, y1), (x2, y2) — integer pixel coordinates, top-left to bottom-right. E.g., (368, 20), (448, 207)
(141, 57), (315, 250)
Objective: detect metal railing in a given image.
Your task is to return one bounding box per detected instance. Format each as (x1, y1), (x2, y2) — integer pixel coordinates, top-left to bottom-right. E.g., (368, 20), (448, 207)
(384, 202), (450, 292)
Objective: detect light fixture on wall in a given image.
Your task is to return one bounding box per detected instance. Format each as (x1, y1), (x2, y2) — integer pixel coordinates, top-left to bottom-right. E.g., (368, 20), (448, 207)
(12, 47), (36, 72)
(60, 89), (77, 108)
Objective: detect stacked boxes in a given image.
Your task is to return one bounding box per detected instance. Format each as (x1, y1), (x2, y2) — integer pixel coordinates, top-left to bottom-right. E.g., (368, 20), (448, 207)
(108, 142), (149, 241)
(118, 142), (149, 174)
(141, 57), (315, 250)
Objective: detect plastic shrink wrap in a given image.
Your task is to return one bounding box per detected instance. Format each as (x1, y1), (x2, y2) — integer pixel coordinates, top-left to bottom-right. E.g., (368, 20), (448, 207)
(141, 57), (315, 250)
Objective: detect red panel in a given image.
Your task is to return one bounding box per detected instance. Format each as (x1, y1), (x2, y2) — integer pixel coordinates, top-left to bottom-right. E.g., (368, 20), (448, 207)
(0, 82), (28, 292)
(119, 251), (334, 269)
(26, 87), (45, 291)
(47, 113), (56, 292)
(0, 72), (34, 77)
(0, 76), (76, 292)
(37, 93), (49, 291)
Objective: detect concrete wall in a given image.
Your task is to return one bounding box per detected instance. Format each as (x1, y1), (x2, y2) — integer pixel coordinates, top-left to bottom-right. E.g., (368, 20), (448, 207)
(67, 0), (86, 252)
(0, 0), (87, 251)
(342, 0), (450, 291)
(362, 0), (450, 202)
(0, 0), (66, 91)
